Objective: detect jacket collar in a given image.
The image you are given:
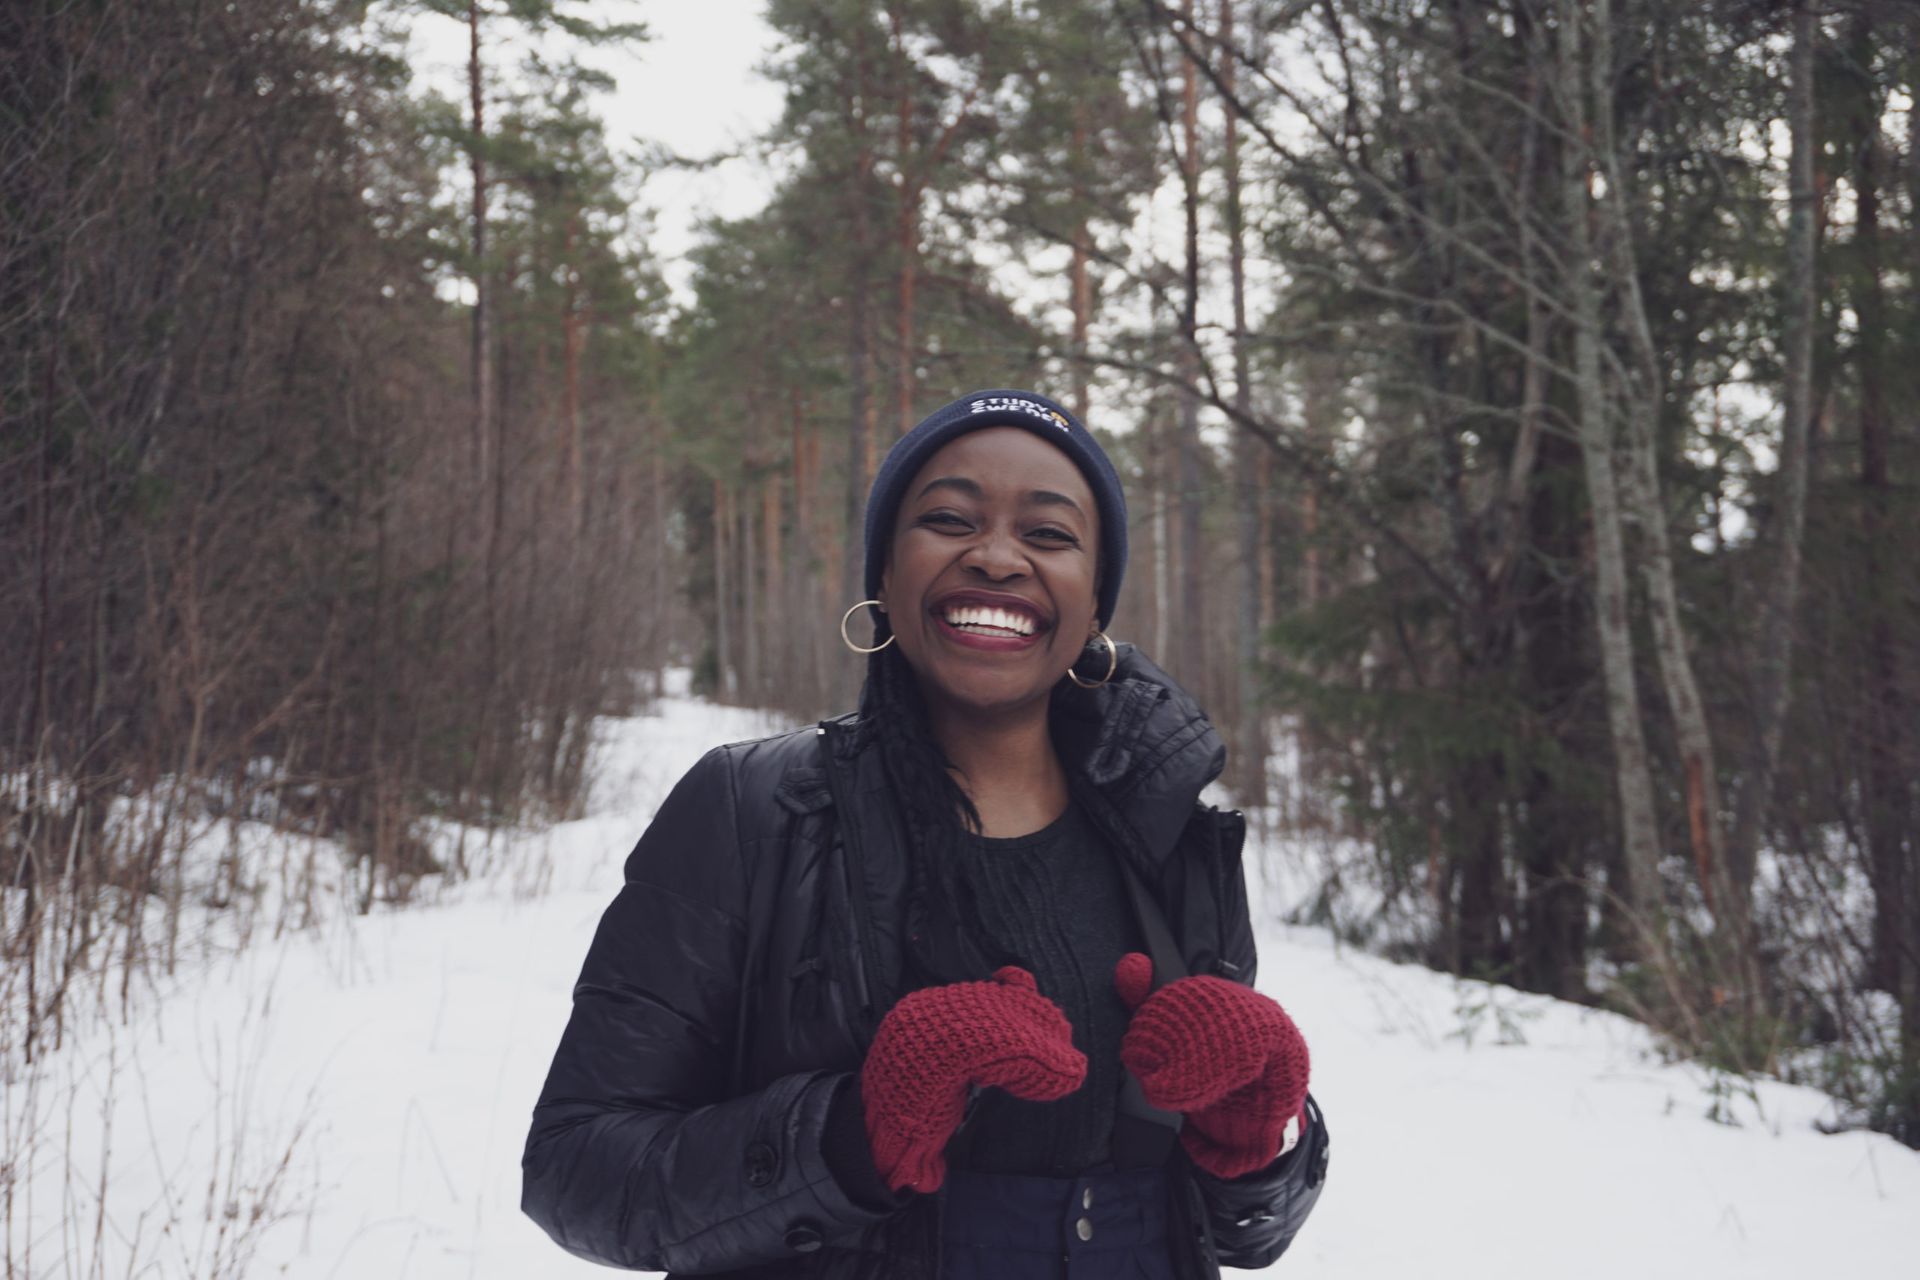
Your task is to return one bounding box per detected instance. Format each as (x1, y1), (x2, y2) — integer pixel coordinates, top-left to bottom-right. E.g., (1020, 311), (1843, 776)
(1049, 642), (1224, 864)
(823, 642), (1224, 867)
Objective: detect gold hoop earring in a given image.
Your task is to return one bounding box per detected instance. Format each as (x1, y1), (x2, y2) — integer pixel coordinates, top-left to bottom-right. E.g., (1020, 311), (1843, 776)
(840, 600), (894, 654)
(1068, 631), (1118, 689)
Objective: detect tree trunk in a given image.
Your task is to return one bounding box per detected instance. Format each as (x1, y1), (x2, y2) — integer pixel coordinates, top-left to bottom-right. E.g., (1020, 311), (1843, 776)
(1586, 0), (1736, 945)
(764, 465), (783, 682)
(895, 235), (916, 435)
(1517, 425), (1592, 1000)
(468, 0), (493, 491)
(1725, 0), (1817, 902)
(1175, 0), (1204, 686)
(842, 31), (876, 623)
(561, 210), (584, 532)
(1493, 15), (1548, 587)
(790, 387), (829, 708)
(1069, 103), (1093, 424)
(714, 477), (735, 699)
(1900, 29), (1920, 1142)
(1558, 0), (1666, 951)
(1299, 374), (1320, 608)
(1847, 15), (1916, 1055)
(1221, 0), (1264, 800)
(890, 3), (917, 436)
(649, 407), (667, 694)
(1151, 400), (1171, 662)
(742, 479), (760, 700)
(1262, 448), (1281, 619)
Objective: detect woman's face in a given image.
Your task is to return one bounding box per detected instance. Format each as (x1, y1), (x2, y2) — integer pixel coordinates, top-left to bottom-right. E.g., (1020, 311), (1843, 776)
(879, 427), (1100, 723)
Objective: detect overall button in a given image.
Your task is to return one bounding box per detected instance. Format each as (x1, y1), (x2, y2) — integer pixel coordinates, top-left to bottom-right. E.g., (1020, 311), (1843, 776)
(1075, 1216), (1094, 1242)
(785, 1221), (824, 1253)
(1082, 1187), (1094, 1210)
(744, 1142), (778, 1188)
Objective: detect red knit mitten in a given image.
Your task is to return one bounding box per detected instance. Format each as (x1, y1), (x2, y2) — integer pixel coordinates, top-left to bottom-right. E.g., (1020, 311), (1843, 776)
(1114, 952), (1310, 1179)
(861, 966), (1087, 1193)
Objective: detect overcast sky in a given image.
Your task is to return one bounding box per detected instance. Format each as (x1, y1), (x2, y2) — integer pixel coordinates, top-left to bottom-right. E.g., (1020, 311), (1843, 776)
(407, 0), (786, 301)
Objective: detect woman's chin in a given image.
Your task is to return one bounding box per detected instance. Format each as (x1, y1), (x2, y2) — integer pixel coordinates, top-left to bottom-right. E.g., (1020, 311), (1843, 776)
(920, 666), (1060, 721)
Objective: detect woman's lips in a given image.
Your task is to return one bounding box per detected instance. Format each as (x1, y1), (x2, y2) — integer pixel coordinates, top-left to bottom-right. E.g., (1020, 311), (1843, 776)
(932, 613), (1045, 652)
(928, 593), (1052, 654)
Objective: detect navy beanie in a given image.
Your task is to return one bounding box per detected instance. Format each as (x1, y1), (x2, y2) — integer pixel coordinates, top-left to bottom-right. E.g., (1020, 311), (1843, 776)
(863, 389), (1129, 629)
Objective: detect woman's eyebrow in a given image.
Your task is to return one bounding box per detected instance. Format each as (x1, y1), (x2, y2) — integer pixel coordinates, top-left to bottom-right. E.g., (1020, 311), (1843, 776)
(1026, 489), (1086, 517)
(914, 476), (983, 501)
(912, 476), (1085, 518)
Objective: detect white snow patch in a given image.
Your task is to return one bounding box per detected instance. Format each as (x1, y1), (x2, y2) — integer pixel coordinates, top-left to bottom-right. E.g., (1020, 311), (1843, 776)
(7, 688), (1916, 1277)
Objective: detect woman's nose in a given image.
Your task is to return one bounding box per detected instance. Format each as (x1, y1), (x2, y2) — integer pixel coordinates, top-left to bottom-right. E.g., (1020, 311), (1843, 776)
(961, 526), (1029, 580)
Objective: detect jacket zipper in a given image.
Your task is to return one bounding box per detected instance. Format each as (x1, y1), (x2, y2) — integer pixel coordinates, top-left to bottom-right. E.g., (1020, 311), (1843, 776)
(818, 722), (880, 1021)
(1213, 807), (1248, 978)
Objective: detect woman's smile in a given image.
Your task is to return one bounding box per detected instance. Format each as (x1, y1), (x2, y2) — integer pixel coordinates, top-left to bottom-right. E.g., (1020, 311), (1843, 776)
(930, 589), (1053, 651)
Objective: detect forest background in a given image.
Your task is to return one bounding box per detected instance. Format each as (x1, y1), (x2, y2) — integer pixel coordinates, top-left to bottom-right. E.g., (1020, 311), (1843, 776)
(4, 0), (1918, 1172)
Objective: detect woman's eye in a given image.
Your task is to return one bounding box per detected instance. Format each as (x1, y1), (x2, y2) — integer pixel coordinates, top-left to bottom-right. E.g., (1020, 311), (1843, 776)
(919, 511), (970, 531)
(1029, 526), (1079, 546)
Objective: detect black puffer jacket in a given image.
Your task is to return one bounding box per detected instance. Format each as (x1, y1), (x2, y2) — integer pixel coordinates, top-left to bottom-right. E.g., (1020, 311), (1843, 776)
(521, 647), (1329, 1277)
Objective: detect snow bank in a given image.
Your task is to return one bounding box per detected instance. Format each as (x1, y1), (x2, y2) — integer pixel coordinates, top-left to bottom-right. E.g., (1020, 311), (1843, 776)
(6, 688), (1914, 1277)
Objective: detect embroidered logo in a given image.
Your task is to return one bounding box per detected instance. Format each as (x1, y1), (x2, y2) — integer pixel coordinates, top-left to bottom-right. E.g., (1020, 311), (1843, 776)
(970, 396), (1071, 433)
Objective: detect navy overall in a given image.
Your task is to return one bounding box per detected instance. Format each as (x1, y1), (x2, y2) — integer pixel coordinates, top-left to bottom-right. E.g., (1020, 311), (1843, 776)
(940, 1167), (1179, 1280)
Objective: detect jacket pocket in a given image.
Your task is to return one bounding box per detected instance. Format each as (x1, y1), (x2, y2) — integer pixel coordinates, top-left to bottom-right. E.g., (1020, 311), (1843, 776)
(790, 954), (826, 1021)
(1186, 807), (1251, 981)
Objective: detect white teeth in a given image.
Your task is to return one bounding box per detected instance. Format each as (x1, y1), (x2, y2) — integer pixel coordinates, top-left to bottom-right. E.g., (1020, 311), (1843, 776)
(942, 604), (1036, 637)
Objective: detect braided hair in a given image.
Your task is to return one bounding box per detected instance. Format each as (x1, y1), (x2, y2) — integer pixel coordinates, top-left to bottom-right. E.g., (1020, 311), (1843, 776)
(859, 639), (1013, 987)
(849, 638), (1005, 1280)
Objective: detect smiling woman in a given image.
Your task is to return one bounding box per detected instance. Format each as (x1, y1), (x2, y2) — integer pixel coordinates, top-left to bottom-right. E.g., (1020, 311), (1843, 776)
(521, 390), (1330, 1279)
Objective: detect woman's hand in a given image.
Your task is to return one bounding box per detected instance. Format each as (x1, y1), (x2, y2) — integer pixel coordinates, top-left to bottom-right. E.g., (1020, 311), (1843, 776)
(861, 966), (1086, 1193)
(1113, 952), (1311, 1179)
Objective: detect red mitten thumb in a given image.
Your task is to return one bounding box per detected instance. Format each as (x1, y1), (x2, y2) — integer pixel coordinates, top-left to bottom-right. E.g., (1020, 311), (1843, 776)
(1114, 953), (1310, 1179)
(862, 966), (1086, 1192)
(1115, 951), (1154, 1011)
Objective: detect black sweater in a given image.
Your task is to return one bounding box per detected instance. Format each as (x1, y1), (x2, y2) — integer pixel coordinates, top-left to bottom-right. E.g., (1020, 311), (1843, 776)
(945, 800), (1144, 1176)
(821, 800), (1147, 1197)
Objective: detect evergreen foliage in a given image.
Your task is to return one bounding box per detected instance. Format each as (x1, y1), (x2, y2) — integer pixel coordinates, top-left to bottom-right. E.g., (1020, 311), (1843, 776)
(3, 0), (1916, 1146)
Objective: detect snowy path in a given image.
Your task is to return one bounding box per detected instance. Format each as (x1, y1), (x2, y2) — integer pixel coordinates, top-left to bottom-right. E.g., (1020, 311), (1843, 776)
(10, 691), (1917, 1277)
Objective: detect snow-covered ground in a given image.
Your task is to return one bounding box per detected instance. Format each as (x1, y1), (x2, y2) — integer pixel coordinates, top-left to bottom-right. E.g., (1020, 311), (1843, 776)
(7, 687), (1916, 1277)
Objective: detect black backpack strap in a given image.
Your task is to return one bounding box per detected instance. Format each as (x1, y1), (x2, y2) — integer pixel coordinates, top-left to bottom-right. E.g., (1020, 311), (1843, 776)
(1110, 850), (1187, 1166)
(1118, 853), (1188, 985)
